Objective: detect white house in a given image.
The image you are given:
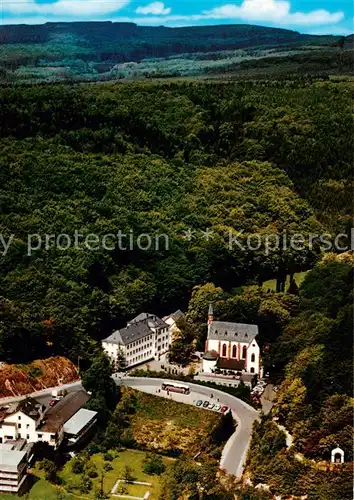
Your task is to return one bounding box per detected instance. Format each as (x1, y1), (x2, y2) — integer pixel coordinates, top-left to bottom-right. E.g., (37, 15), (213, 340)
(102, 313), (171, 369)
(162, 310), (184, 342)
(0, 391), (97, 450)
(202, 304), (262, 377)
(0, 399), (47, 445)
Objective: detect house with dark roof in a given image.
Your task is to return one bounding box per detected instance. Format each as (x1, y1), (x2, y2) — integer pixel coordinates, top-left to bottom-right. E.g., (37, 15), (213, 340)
(102, 312), (171, 369)
(0, 391), (97, 450)
(202, 304), (262, 378)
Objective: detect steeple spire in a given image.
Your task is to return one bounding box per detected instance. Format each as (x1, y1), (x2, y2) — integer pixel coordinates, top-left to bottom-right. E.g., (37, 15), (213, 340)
(208, 303), (213, 325)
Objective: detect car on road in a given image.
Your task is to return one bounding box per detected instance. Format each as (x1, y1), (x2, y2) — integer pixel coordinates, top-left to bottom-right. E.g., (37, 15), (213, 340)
(257, 380), (267, 387)
(221, 405), (229, 413)
(49, 398), (59, 407)
(214, 404), (221, 411)
(195, 400), (202, 407)
(208, 402), (215, 409)
(203, 400), (210, 408)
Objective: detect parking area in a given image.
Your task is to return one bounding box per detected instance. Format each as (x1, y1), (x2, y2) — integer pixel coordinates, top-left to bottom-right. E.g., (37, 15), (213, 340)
(131, 382), (230, 415)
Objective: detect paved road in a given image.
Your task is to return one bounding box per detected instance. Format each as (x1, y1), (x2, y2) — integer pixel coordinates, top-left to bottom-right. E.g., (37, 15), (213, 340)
(0, 381), (82, 406)
(115, 376), (259, 478)
(1, 376), (259, 478)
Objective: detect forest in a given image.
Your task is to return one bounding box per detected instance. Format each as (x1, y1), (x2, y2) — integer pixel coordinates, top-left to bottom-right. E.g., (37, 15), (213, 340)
(0, 22), (352, 83)
(0, 78), (352, 367)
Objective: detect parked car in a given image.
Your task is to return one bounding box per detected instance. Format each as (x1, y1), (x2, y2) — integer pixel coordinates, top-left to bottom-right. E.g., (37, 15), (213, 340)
(203, 400), (210, 408)
(195, 400), (202, 407)
(49, 398), (59, 407)
(208, 402), (215, 409)
(221, 405), (229, 413)
(214, 404), (221, 411)
(257, 380), (267, 387)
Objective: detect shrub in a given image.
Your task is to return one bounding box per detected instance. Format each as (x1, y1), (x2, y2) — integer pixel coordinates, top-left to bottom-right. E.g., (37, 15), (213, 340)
(71, 458), (84, 474)
(103, 462), (113, 472)
(104, 452), (113, 461)
(143, 453), (165, 475)
(87, 443), (101, 455)
(85, 462), (98, 478)
(79, 477), (92, 494)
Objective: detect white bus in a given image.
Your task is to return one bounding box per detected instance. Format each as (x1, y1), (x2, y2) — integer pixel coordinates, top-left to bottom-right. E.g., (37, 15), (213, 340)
(161, 382), (190, 394)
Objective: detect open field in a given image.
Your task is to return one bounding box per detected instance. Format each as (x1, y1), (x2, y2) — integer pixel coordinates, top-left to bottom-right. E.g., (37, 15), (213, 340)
(129, 390), (222, 456)
(262, 271), (308, 292)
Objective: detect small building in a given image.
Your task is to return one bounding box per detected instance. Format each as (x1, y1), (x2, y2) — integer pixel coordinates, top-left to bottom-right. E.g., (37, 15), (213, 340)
(102, 313), (171, 369)
(163, 310), (184, 341)
(0, 399), (46, 445)
(202, 304), (262, 378)
(37, 390), (95, 448)
(331, 447), (344, 464)
(0, 442), (28, 493)
(63, 409), (97, 445)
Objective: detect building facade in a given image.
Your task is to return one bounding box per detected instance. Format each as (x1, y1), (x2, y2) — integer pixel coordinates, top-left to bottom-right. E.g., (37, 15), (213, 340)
(0, 391), (97, 450)
(0, 442), (28, 493)
(202, 304), (262, 377)
(102, 313), (172, 369)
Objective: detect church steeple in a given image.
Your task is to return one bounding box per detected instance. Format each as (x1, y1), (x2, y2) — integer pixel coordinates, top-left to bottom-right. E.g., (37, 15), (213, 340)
(208, 303), (214, 325)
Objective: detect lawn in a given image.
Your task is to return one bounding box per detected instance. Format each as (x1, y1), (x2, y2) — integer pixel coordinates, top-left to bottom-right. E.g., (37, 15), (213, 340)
(0, 450), (168, 500)
(262, 271), (308, 292)
(130, 390), (221, 456)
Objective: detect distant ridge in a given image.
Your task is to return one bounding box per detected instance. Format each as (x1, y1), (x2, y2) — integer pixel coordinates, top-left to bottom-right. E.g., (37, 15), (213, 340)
(0, 21), (337, 50)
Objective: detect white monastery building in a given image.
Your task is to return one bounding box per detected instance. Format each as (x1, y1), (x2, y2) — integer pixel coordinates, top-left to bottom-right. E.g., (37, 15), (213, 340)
(202, 304), (262, 377)
(102, 312), (173, 369)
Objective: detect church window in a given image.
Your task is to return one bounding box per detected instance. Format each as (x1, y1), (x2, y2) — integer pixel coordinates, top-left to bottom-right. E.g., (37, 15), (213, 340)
(242, 346), (247, 359)
(222, 344), (227, 357)
(232, 345), (237, 358)
(250, 367), (255, 373)
(251, 353), (255, 362)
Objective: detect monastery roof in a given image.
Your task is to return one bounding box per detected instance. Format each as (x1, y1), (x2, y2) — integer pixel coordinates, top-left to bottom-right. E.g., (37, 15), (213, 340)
(208, 321), (258, 344)
(103, 313), (168, 346)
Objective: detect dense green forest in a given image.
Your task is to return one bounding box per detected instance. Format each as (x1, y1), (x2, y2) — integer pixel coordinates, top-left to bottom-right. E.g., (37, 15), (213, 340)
(241, 252), (353, 499)
(0, 79), (352, 365)
(0, 22), (352, 82)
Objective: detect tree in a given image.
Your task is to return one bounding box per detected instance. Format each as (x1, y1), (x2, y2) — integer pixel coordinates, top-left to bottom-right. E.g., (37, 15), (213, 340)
(82, 352), (120, 423)
(123, 465), (135, 483)
(143, 453), (165, 475)
(40, 458), (58, 483)
(115, 348), (127, 372)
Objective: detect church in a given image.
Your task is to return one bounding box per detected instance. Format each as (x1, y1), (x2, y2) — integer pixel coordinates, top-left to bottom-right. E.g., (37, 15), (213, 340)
(202, 304), (262, 377)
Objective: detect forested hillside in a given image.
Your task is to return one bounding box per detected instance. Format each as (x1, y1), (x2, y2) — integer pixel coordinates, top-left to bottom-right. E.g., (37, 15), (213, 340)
(0, 22), (351, 82)
(240, 252), (353, 499)
(0, 79), (352, 366)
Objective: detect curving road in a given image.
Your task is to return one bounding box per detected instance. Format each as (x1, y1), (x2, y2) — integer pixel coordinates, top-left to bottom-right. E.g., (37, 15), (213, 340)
(114, 375), (259, 478)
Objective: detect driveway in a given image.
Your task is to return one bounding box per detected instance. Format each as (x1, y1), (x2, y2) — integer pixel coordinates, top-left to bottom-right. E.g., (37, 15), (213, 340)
(115, 375), (259, 478)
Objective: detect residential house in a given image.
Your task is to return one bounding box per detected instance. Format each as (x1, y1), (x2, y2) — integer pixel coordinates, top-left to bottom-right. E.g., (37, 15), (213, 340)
(0, 390), (97, 450)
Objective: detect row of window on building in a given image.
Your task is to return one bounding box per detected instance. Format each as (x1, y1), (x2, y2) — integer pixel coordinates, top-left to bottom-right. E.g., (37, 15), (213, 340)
(220, 344), (255, 361)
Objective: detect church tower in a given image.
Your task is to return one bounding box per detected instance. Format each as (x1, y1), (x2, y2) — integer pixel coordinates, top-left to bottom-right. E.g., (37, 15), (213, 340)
(208, 303), (213, 325)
